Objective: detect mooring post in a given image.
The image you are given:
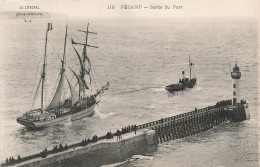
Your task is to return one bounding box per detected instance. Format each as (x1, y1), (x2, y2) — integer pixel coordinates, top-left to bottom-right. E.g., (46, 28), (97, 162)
(195, 115), (199, 134)
(197, 114), (201, 133)
(202, 115), (206, 131)
(172, 122), (176, 139)
(169, 123), (173, 140)
(205, 112), (210, 130)
(183, 118), (187, 137)
(209, 111), (213, 128)
(188, 117), (192, 136)
(191, 116), (195, 135)
(216, 110), (220, 125)
(187, 120), (190, 137)
(165, 125), (169, 141)
(180, 119), (184, 138)
(176, 121), (180, 139)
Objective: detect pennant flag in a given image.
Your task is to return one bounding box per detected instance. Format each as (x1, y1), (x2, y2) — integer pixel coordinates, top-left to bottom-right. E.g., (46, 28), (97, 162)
(71, 38), (76, 45)
(47, 23), (53, 31)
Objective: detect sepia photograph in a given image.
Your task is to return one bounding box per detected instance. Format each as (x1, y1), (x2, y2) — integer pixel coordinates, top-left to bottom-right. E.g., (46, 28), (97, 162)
(0, 0), (259, 166)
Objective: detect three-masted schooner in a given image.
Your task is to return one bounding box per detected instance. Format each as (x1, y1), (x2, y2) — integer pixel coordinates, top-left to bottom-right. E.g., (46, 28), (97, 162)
(17, 23), (109, 128)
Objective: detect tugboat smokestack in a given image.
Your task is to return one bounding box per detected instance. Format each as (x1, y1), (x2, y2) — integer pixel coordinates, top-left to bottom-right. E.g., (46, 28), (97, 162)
(182, 71), (185, 79)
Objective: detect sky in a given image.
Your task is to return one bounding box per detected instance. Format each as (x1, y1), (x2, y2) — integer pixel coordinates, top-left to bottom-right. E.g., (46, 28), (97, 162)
(0, 0), (259, 18)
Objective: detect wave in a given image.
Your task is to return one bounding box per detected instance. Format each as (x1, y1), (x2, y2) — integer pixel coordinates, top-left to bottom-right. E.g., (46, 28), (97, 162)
(131, 154), (154, 160)
(63, 116), (72, 126)
(151, 86), (165, 92)
(94, 109), (115, 119)
(100, 155), (154, 167)
(100, 160), (130, 167)
(109, 85), (164, 95)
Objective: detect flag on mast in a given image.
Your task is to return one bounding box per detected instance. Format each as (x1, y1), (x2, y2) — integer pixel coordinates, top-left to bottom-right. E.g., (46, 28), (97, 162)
(47, 23), (53, 31)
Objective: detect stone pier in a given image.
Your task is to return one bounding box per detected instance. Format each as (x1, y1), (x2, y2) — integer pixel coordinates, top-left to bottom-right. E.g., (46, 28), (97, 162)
(1, 100), (249, 167)
(6, 129), (156, 167)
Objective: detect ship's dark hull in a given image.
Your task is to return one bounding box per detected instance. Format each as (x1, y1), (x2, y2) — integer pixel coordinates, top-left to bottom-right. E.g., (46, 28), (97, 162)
(186, 78), (197, 88)
(165, 83), (185, 92)
(165, 78), (196, 92)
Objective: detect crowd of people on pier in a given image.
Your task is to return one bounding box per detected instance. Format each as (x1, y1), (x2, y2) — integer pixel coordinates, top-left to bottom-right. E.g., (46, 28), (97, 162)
(53, 144), (68, 152)
(5, 155), (21, 166)
(40, 143), (71, 158)
(106, 132), (113, 139)
(40, 148), (48, 158)
(215, 100), (232, 107)
(121, 125), (137, 134)
(80, 135), (98, 147)
(105, 124), (137, 141)
(4, 125), (138, 166)
(81, 138), (91, 146)
(240, 99), (247, 105)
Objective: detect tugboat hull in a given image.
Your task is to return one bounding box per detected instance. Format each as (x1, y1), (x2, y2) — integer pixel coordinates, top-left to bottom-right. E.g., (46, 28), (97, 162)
(165, 84), (185, 92)
(17, 105), (95, 128)
(186, 78), (197, 88)
(165, 78), (196, 92)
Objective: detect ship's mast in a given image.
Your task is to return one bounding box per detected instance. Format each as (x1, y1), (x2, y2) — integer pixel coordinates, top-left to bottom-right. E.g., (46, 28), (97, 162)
(189, 55), (191, 80)
(71, 23), (98, 98)
(82, 23), (89, 65)
(61, 25), (68, 75)
(41, 23), (52, 109)
(78, 23), (98, 66)
(46, 24), (68, 110)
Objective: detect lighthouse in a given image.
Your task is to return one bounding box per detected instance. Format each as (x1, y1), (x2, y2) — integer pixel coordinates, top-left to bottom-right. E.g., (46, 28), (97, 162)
(230, 63), (250, 120)
(231, 63), (241, 105)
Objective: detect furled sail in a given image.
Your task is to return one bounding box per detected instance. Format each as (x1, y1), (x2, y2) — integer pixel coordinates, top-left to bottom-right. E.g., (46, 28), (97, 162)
(65, 75), (78, 105)
(83, 55), (91, 72)
(72, 45), (92, 85)
(83, 55), (92, 84)
(88, 71), (92, 84)
(69, 67), (85, 91)
(47, 74), (64, 110)
(72, 45), (85, 76)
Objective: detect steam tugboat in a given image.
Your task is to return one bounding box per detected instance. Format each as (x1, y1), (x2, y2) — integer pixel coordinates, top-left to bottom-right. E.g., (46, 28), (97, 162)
(16, 23), (109, 128)
(165, 55), (196, 92)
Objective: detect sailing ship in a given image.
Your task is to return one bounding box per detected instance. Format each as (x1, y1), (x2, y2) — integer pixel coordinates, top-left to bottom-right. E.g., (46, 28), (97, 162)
(17, 23), (109, 128)
(165, 55), (196, 92)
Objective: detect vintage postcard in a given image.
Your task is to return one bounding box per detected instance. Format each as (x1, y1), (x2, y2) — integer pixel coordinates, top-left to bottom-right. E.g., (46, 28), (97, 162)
(0, 0), (258, 166)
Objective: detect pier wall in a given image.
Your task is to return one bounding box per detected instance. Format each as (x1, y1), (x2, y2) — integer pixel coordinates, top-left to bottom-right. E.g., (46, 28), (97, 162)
(137, 101), (249, 143)
(14, 129), (156, 167)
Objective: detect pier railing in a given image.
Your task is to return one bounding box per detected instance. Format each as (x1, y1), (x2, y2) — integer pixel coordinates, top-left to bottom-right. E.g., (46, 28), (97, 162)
(136, 100), (247, 143)
(136, 105), (219, 130)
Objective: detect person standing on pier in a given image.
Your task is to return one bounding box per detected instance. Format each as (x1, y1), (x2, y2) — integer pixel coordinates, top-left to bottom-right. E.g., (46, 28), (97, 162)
(116, 129), (120, 141)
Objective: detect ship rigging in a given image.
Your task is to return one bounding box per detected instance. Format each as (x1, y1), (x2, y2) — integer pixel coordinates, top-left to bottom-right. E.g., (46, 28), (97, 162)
(17, 23), (109, 128)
